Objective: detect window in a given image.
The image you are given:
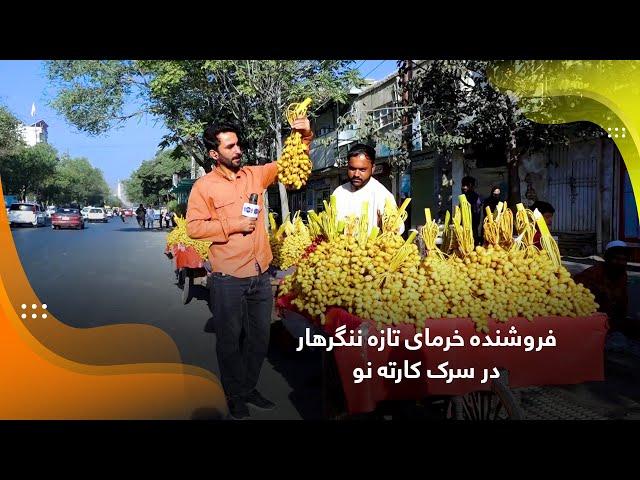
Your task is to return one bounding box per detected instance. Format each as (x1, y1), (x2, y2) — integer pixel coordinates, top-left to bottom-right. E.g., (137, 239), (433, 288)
(317, 125), (333, 137)
(10, 204), (33, 211)
(371, 103), (395, 129)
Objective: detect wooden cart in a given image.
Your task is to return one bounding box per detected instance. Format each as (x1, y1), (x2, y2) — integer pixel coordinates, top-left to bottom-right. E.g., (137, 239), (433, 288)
(165, 244), (211, 304)
(277, 295), (608, 420)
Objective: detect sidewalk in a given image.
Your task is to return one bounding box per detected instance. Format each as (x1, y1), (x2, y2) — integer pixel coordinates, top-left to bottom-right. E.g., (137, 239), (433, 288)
(515, 339), (640, 420)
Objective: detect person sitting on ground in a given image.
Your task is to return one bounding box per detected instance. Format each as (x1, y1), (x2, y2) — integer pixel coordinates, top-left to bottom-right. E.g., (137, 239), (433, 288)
(574, 240), (639, 339)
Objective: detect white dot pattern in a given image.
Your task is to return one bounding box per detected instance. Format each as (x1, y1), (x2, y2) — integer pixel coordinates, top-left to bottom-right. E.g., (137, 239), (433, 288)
(17, 303), (49, 319)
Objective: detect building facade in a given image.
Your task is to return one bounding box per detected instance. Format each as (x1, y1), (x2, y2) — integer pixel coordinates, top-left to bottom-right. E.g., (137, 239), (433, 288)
(19, 120), (48, 147)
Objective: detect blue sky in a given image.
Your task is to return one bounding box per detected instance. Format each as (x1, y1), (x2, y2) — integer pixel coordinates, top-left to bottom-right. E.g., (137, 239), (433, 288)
(0, 60), (399, 191)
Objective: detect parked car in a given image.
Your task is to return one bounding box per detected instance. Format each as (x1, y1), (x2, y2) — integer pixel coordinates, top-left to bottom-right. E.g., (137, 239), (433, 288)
(8, 202), (46, 227)
(87, 207), (107, 223)
(123, 208), (134, 217)
(105, 208), (114, 218)
(51, 207), (84, 230)
(81, 206), (91, 220)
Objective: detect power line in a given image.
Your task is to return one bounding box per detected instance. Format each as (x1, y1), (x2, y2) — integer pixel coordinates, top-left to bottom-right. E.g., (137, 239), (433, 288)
(354, 60), (367, 71)
(362, 60), (389, 79)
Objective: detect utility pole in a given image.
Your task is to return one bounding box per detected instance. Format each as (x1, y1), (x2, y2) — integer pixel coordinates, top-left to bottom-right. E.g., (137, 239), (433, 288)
(399, 59), (413, 230)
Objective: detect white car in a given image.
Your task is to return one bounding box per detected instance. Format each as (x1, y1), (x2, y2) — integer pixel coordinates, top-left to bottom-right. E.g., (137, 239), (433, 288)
(105, 208), (114, 218)
(81, 206), (91, 220)
(87, 207), (107, 223)
(8, 203), (46, 227)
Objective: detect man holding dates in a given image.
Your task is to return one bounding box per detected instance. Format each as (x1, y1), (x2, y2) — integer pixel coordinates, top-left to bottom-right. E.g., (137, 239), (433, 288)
(186, 118), (313, 420)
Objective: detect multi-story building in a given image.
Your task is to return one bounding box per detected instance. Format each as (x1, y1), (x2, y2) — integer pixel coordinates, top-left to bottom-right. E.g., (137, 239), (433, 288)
(19, 120), (48, 147)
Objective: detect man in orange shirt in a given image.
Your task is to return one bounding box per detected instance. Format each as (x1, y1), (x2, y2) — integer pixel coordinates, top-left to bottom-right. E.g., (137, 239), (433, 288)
(187, 118), (313, 420)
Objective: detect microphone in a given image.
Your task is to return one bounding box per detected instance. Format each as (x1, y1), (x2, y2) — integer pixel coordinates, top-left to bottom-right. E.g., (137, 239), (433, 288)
(242, 193), (260, 219)
(242, 193), (259, 235)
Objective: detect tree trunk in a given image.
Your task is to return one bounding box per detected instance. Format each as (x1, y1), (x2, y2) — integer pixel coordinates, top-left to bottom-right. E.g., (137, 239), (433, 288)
(507, 151), (521, 209)
(436, 153), (453, 222)
(183, 140), (211, 174)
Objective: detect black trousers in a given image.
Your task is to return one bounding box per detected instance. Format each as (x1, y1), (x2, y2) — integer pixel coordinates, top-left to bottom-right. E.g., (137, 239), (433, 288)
(210, 271), (273, 399)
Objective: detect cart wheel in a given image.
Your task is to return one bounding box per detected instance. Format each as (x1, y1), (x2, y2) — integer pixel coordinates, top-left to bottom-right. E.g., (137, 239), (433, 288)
(177, 269), (186, 288)
(446, 371), (524, 420)
(182, 271), (193, 304)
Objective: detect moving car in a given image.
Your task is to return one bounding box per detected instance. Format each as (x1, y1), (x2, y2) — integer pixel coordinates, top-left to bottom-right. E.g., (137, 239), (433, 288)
(51, 207), (84, 230)
(87, 207), (107, 223)
(8, 203), (46, 227)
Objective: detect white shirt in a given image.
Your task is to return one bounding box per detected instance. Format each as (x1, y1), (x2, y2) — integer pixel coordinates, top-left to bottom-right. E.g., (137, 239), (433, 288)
(332, 177), (405, 234)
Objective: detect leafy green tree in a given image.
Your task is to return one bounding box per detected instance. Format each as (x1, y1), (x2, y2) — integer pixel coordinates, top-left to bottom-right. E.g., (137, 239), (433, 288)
(45, 60), (362, 218)
(1, 143), (58, 201)
(407, 60), (604, 210)
(333, 60), (604, 218)
(124, 149), (190, 205)
(0, 105), (24, 159)
(124, 148), (190, 206)
(53, 155), (111, 206)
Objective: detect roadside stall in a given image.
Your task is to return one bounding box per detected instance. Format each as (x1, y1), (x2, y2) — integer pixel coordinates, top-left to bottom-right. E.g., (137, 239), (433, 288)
(164, 208), (211, 306)
(274, 197), (608, 419)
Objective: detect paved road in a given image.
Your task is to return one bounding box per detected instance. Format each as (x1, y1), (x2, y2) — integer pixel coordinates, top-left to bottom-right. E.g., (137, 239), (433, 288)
(10, 218), (322, 420)
(10, 219), (640, 420)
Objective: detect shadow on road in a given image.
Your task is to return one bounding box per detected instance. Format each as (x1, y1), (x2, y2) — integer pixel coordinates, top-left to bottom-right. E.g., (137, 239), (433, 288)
(204, 317), (216, 333)
(190, 407), (227, 420)
(266, 321), (323, 420)
(187, 285), (211, 304)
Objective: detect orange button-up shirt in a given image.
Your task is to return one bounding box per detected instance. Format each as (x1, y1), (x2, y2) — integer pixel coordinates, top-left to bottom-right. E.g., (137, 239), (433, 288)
(186, 162), (279, 278)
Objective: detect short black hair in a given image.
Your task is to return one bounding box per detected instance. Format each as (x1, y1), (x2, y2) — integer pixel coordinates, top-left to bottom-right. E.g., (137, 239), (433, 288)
(462, 176), (476, 187)
(531, 201), (555, 215)
(347, 143), (376, 163)
(203, 123), (241, 152)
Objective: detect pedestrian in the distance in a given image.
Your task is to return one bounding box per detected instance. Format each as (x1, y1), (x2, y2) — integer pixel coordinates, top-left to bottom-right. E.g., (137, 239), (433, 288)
(135, 204), (146, 228)
(146, 206), (155, 229)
